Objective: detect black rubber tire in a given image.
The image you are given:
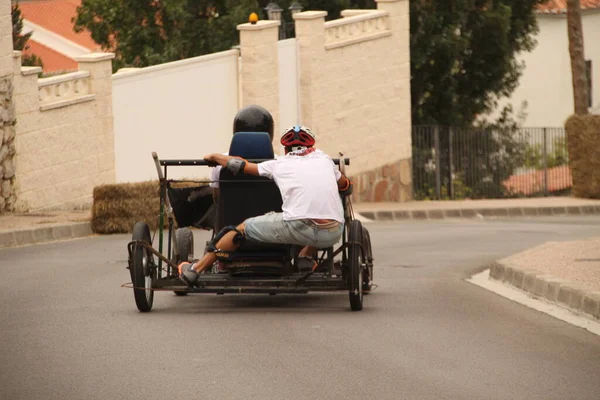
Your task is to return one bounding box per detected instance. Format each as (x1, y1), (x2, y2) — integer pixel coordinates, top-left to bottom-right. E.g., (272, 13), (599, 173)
(362, 227), (373, 293)
(173, 228), (194, 296)
(348, 220), (364, 311)
(131, 222), (154, 312)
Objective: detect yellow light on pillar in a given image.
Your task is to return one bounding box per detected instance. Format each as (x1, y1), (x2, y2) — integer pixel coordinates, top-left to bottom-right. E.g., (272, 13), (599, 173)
(249, 12), (259, 24)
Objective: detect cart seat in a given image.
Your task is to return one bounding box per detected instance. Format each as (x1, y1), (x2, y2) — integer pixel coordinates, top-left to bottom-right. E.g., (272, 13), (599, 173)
(229, 131), (275, 159)
(217, 132), (285, 254)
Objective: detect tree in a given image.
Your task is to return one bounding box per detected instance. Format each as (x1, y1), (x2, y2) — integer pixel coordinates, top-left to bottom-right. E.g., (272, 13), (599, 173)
(74, 0), (360, 71)
(408, 1), (548, 199)
(412, 106), (532, 200)
(74, 0), (260, 71)
(300, 0), (350, 19)
(256, 0), (351, 38)
(410, 0), (545, 127)
(523, 136), (569, 169)
(566, 0), (588, 115)
(256, 1), (352, 22)
(12, 1), (43, 68)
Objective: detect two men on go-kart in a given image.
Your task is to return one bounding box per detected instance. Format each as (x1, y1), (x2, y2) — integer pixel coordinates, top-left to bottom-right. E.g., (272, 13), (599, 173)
(179, 106), (353, 286)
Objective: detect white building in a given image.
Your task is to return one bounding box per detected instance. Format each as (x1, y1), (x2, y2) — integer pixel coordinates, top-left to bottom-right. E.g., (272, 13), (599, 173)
(495, 0), (600, 127)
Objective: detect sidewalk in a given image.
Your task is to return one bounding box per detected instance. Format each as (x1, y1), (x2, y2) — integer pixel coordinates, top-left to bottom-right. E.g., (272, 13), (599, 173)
(0, 210), (92, 249)
(489, 238), (600, 322)
(354, 197), (600, 221)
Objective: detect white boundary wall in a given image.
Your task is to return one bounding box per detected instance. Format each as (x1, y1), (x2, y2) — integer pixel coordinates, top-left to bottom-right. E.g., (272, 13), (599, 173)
(112, 50), (240, 182)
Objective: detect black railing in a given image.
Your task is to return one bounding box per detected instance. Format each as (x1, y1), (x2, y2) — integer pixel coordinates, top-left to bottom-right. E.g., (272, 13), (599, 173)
(412, 126), (572, 200)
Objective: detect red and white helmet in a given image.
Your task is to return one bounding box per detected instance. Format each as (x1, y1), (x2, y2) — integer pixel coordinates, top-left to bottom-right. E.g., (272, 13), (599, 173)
(280, 125), (315, 148)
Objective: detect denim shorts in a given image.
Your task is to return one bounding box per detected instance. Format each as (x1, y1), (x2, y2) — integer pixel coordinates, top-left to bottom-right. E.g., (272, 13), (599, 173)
(244, 212), (343, 248)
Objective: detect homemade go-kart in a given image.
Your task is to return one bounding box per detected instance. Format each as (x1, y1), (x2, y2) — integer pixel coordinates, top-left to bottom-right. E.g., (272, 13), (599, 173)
(125, 132), (374, 312)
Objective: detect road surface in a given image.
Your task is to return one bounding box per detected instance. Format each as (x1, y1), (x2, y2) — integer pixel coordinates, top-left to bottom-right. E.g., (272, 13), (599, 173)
(1, 216), (599, 399)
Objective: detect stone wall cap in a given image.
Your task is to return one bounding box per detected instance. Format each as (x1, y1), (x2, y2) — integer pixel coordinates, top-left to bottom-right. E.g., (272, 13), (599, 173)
(113, 67), (141, 75)
(340, 10), (373, 17)
(237, 20), (280, 31)
(38, 70), (90, 87)
(74, 52), (116, 62)
(112, 49), (238, 81)
(325, 10), (388, 28)
(294, 11), (328, 20)
(13, 50), (22, 58)
(21, 66), (42, 76)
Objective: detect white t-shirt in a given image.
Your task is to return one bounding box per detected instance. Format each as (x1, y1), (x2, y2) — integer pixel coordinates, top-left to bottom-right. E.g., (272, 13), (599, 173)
(258, 149), (344, 223)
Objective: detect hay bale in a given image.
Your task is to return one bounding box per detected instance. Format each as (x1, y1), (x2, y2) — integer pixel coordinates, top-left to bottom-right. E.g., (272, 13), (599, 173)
(565, 115), (600, 198)
(92, 181), (161, 234)
(91, 180), (216, 234)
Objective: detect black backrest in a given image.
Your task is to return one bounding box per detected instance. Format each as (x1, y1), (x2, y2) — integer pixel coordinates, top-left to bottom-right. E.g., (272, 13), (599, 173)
(216, 132), (283, 232)
(229, 131), (275, 159)
(217, 170), (282, 230)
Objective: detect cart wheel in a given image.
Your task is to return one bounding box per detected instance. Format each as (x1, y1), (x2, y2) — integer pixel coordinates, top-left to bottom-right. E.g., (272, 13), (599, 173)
(348, 220), (364, 311)
(131, 222), (154, 312)
(173, 228), (194, 296)
(362, 227), (373, 293)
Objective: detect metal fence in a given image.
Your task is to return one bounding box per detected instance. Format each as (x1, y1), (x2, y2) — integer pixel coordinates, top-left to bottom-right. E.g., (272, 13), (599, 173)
(412, 126), (572, 200)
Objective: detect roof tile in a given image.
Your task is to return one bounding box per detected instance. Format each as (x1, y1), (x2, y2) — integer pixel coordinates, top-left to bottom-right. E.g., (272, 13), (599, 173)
(503, 165), (573, 195)
(536, 0), (600, 14)
(19, 0), (100, 51)
(23, 40), (78, 73)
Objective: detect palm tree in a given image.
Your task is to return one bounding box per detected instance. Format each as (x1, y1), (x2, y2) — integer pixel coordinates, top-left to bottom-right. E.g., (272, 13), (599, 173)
(566, 0), (588, 115)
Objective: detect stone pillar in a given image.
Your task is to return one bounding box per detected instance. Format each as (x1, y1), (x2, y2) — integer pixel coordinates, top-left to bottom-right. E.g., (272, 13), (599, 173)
(74, 53), (116, 184)
(0, 0), (12, 78)
(293, 11), (327, 129)
(11, 51), (41, 212)
(237, 20), (280, 129)
(369, 0), (412, 202)
(0, 0), (15, 212)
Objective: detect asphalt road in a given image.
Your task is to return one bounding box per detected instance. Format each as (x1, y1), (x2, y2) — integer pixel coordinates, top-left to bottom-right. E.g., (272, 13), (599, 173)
(1, 216), (600, 400)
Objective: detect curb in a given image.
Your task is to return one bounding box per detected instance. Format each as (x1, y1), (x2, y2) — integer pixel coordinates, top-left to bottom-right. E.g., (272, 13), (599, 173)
(357, 204), (600, 221)
(0, 222), (93, 249)
(489, 261), (600, 321)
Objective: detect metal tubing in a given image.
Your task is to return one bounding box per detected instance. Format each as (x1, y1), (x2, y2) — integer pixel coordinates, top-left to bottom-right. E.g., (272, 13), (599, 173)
(128, 240), (179, 271)
(160, 158), (351, 166)
(152, 153), (179, 265)
(434, 126), (441, 200)
(543, 128), (548, 197)
(158, 176), (164, 272)
(167, 218), (173, 263)
(151, 276), (348, 290)
(149, 286), (346, 294)
(448, 128), (454, 200)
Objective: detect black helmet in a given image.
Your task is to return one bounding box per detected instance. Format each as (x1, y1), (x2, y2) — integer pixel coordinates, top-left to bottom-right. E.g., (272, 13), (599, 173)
(233, 105), (274, 140)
